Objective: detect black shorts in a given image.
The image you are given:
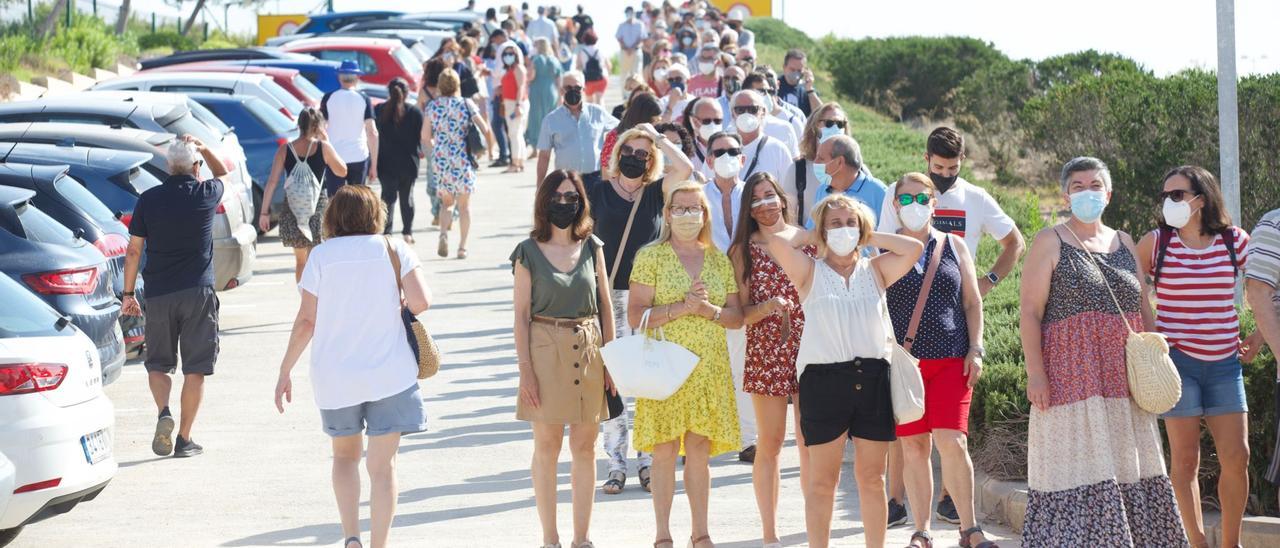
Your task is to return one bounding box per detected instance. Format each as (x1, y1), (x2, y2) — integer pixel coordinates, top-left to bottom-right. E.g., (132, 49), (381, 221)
(799, 358), (896, 445)
(143, 286), (219, 376)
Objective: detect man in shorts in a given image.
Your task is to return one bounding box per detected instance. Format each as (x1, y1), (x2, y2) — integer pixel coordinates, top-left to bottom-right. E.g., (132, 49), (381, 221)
(122, 137), (228, 458)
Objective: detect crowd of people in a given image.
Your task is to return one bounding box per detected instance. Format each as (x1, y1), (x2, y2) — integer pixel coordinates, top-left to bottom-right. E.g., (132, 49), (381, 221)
(112, 2), (1280, 548)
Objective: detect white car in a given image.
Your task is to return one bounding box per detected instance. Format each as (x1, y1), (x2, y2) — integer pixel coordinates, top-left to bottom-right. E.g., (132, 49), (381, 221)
(0, 451), (14, 544)
(92, 72), (304, 121)
(0, 275), (116, 544)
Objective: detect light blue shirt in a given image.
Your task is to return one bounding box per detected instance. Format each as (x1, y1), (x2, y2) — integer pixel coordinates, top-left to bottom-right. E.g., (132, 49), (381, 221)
(615, 19), (648, 49)
(805, 169), (888, 230)
(536, 104), (619, 174)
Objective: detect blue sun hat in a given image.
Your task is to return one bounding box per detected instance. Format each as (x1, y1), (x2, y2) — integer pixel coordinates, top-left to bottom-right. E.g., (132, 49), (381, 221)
(337, 59), (364, 75)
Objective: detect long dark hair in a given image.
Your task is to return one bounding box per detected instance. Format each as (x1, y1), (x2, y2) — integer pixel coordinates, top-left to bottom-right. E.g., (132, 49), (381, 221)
(532, 170), (594, 242)
(730, 172), (791, 285)
(380, 78), (409, 125)
(617, 92), (661, 134)
(1158, 165), (1233, 235)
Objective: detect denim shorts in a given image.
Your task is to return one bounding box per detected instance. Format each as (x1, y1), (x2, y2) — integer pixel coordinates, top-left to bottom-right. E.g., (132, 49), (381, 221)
(1161, 348), (1248, 418)
(319, 383), (428, 438)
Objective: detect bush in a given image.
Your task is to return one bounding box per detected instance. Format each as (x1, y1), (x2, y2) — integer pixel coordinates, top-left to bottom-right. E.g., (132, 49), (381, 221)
(138, 31), (196, 51)
(0, 11), (138, 75)
(743, 17), (814, 51)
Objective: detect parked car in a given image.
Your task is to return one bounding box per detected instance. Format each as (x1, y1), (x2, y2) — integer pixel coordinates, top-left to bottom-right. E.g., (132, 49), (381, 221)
(280, 37), (424, 89)
(0, 451), (14, 545)
(0, 273), (116, 544)
(192, 59), (346, 93)
(187, 93), (298, 223)
(0, 185), (123, 384)
(399, 10), (485, 30)
(141, 63), (324, 107)
(0, 143), (159, 226)
(294, 10), (403, 35)
(339, 19), (454, 33)
(269, 30), (443, 62)
(137, 47), (315, 70)
(0, 124), (257, 292)
(92, 72), (304, 121)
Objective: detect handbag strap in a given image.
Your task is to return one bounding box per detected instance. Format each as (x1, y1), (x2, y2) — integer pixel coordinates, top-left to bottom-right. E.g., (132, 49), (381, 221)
(903, 232), (946, 353)
(607, 187), (645, 289)
(383, 236), (404, 297)
(1061, 225), (1136, 334)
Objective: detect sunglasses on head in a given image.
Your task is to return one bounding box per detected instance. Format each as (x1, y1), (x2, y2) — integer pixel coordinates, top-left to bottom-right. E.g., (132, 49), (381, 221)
(711, 147), (742, 158)
(620, 144), (651, 161)
(552, 191), (581, 204)
(731, 105), (758, 115)
(822, 119), (848, 129)
(751, 196), (780, 209)
(897, 193), (931, 206)
(1160, 189), (1199, 202)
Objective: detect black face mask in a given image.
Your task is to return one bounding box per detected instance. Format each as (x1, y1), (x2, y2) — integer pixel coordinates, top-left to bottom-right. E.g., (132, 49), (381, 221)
(548, 202), (580, 229)
(564, 88), (583, 106)
(618, 155), (648, 179)
(929, 171), (959, 194)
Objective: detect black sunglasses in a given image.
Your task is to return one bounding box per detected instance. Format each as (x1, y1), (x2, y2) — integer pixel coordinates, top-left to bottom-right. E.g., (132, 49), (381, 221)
(563, 85), (584, 93)
(552, 191), (581, 204)
(731, 105), (759, 115)
(896, 193), (930, 206)
(711, 147), (742, 158)
(698, 117), (723, 126)
(620, 144), (651, 161)
(1160, 189), (1199, 203)
(822, 119), (848, 129)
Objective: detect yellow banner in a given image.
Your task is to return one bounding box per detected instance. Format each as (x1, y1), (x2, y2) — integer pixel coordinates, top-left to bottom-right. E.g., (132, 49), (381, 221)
(710, 0), (771, 18)
(256, 14), (310, 46)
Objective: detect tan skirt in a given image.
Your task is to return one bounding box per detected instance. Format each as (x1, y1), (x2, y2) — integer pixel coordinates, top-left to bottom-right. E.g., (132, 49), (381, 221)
(517, 318), (606, 424)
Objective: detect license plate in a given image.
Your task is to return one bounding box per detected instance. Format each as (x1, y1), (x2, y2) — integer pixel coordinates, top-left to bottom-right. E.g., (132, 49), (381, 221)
(80, 429), (111, 465)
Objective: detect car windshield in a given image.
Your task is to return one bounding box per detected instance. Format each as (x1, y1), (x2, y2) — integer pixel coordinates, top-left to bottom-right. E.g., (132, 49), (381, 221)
(186, 100), (231, 136)
(244, 97), (295, 135)
(161, 111), (220, 144)
(0, 275), (69, 338)
(291, 74), (324, 101)
(16, 201), (77, 245)
(111, 165), (164, 195)
(392, 47), (423, 74)
(54, 175), (117, 226)
(262, 80), (304, 114)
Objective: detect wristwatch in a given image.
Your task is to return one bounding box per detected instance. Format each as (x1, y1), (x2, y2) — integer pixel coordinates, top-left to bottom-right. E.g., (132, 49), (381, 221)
(985, 271), (1000, 285)
(970, 345), (985, 359)
(711, 307), (722, 323)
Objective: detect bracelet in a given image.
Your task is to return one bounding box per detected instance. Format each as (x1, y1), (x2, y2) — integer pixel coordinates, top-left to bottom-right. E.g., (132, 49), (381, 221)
(712, 307), (722, 323)
(666, 304), (672, 321)
(122, 291), (134, 297)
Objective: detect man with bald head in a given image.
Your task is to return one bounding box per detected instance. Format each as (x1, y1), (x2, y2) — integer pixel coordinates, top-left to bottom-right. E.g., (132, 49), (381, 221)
(800, 135), (887, 228)
(702, 89), (792, 181)
(685, 96), (724, 164)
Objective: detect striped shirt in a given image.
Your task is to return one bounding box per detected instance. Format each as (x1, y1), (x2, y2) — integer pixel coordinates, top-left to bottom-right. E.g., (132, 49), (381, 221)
(1246, 209), (1280, 308)
(1148, 226), (1249, 361)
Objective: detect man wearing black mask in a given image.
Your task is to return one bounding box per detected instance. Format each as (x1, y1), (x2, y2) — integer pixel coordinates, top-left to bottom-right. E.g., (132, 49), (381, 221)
(535, 71), (619, 187)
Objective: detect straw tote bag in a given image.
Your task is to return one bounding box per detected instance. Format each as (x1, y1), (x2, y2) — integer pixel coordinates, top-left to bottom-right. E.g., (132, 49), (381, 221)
(384, 237), (441, 379)
(1062, 226), (1181, 414)
(599, 308), (700, 401)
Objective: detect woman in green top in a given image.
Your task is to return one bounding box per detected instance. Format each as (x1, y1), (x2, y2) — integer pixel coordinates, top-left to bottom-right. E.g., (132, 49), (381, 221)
(511, 169), (616, 548)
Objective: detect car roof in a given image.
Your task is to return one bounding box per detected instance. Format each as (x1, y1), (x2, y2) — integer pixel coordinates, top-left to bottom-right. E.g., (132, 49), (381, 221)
(283, 36), (403, 50)
(0, 122), (175, 147)
(0, 98), (185, 125)
(0, 185), (36, 207)
(0, 163), (68, 189)
(75, 89), (189, 106)
(100, 71), (274, 86)
(184, 92), (252, 105)
(0, 142), (151, 170)
(239, 58), (342, 69)
(401, 11), (484, 22)
(145, 63), (302, 78)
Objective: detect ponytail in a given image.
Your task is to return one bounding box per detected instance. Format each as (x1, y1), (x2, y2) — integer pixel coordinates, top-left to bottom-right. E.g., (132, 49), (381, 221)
(381, 78), (407, 125)
(297, 106), (325, 139)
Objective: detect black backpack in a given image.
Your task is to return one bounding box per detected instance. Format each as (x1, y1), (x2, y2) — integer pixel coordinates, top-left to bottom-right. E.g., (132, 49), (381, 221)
(584, 49), (604, 82)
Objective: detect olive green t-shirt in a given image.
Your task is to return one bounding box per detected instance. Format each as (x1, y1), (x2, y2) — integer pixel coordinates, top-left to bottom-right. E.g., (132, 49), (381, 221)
(510, 235), (602, 319)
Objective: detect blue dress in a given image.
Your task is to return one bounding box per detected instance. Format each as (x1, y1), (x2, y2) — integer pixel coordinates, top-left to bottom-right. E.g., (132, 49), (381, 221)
(526, 54), (563, 146)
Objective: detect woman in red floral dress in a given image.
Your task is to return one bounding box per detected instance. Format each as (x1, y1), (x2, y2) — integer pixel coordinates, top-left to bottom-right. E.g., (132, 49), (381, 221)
(729, 172), (815, 547)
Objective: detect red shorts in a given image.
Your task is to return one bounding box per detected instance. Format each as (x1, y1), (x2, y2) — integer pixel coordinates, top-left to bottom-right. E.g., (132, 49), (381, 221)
(584, 79), (608, 96)
(895, 357), (973, 437)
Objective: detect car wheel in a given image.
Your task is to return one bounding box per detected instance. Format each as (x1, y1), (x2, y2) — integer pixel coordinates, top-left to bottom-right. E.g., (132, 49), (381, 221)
(0, 527), (22, 547)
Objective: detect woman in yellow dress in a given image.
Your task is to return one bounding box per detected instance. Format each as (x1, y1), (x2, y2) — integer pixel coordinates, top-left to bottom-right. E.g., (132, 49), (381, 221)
(627, 181), (744, 548)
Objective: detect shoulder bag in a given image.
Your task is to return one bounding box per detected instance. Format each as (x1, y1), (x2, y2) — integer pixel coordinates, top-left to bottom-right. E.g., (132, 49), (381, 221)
(885, 232), (947, 424)
(384, 237), (441, 379)
(462, 99), (486, 165)
(1063, 226), (1180, 414)
(598, 308), (700, 400)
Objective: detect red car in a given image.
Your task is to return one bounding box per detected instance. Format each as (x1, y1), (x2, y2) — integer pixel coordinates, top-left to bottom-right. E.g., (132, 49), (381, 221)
(141, 62), (324, 108)
(281, 37), (423, 91)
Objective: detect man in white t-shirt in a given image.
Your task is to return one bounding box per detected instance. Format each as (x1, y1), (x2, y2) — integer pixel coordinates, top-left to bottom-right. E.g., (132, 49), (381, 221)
(320, 60), (379, 196)
(703, 89), (791, 182)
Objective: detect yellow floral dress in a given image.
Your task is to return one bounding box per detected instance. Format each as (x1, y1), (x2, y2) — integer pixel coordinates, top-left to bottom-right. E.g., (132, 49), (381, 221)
(629, 243), (742, 456)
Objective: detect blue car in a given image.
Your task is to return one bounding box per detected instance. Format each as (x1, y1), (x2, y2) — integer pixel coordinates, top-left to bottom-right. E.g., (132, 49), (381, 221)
(295, 11), (404, 35)
(0, 142), (160, 223)
(187, 93), (298, 219)
(0, 186), (124, 385)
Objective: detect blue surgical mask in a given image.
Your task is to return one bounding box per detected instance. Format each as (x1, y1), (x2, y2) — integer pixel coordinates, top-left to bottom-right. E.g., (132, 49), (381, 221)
(819, 125), (841, 142)
(813, 161), (833, 187)
(1069, 189), (1108, 223)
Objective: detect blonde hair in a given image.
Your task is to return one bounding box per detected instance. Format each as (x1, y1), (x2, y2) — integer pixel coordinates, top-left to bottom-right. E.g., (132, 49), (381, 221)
(438, 67), (461, 96)
(606, 127), (665, 182)
(896, 172), (936, 196)
(650, 180), (714, 249)
(811, 194), (875, 258)
(800, 102), (847, 161)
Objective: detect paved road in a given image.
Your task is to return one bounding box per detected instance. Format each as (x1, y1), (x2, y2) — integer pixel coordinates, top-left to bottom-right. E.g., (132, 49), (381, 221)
(15, 104), (1023, 548)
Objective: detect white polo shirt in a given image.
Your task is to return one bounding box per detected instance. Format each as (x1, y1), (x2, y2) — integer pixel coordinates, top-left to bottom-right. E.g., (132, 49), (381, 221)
(703, 178), (744, 252)
(876, 176), (1017, 260)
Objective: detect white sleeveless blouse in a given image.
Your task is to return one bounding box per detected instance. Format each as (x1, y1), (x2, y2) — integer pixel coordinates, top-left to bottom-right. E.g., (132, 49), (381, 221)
(795, 258), (890, 379)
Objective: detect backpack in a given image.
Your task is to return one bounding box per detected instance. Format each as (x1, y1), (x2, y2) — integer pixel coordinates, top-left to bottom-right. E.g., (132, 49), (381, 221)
(794, 158), (807, 225)
(583, 49), (604, 82)
(283, 141), (321, 242)
(1153, 226), (1239, 286)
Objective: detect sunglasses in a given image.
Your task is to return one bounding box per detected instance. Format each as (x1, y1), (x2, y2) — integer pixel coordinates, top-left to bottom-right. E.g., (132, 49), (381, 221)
(731, 105), (759, 115)
(739, 57), (755, 64)
(1160, 189), (1199, 203)
(822, 119), (848, 129)
(897, 193), (931, 206)
(710, 147), (742, 158)
(751, 196), (780, 209)
(670, 205), (704, 216)
(552, 191), (581, 204)
(698, 117), (723, 126)
(667, 78), (686, 85)
(620, 144), (651, 162)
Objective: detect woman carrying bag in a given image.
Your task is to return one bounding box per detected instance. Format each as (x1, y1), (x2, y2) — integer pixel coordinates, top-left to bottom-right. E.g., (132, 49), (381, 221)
(512, 170), (614, 548)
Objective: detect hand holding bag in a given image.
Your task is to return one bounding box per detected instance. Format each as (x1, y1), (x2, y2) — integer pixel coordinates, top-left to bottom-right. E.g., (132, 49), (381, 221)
(885, 232), (948, 424)
(598, 309), (699, 400)
(1062, 226), (1181, 414)
(384, 237), (441, 379)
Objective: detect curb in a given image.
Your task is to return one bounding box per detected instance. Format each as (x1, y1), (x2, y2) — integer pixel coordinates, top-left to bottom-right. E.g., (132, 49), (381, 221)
(974, 471), (1280, 546)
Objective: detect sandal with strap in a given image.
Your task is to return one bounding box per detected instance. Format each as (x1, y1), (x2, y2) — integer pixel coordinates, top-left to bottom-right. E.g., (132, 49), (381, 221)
(688, 535), (711, 548)
(907, 530), (932, 548)
(437, 233), (448, 257)
(653, 539), (673, 548)
(343, 537), (362, 548)
(959, 526), (997, 548)
(601, 470), (626, 494)
(457, 247), (468, 260)
(639, 466), (652, 493)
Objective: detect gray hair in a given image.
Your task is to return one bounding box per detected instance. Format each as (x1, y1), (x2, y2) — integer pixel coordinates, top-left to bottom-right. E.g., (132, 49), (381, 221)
(338, 72), (359, 85)
(731, 89), (766, 110)
(166, 139), (200, 175)
(1060, 156), (1113, 193)
(561, 70), (585, 86)
(828, 135), (863, 172)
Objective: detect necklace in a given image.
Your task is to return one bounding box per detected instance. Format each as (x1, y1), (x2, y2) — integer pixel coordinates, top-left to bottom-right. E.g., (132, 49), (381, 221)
(612, 178), (643, 200)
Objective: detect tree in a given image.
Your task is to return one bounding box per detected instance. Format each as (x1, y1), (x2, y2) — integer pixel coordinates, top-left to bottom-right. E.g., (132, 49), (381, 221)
(180, 0), (206, 36)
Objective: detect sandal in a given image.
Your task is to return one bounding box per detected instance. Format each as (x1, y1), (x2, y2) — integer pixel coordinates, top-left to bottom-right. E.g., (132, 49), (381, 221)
(688, 535), (712, 547)
(601, 470), (625, 494)
(343, 537), (362, 548)
(457, 247), (468, 259)
(907, 530), (932, 548)
(959, 526), (997, 548)
(437, 234), (448, 257)
(638, 466), (652, 493)
(653, 539), (673, 548)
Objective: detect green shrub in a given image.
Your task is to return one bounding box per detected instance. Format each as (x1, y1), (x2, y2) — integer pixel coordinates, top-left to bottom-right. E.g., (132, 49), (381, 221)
(138, 31), (196, 51)
(743, 17), (814, 51)
(1033, 50), (1151, 91)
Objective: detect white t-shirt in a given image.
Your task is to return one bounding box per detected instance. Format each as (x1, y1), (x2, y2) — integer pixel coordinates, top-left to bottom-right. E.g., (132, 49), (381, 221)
(320, 88), (374, 163)
(299, 235), (422, 410)
(876, 176), (1017, 260)
(763, 115), (800, 157)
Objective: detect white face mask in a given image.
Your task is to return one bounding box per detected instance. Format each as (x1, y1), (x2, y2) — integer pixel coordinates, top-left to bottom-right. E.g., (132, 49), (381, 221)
(713, 153), (740, 179)
(898, 203), (932, 231)
(825, 226), (861, 257)
(697, 122), (720, 142)
(1162, 196), (1196, 229)
(698, 61), (716, 75)
(735, 112), (760, 134)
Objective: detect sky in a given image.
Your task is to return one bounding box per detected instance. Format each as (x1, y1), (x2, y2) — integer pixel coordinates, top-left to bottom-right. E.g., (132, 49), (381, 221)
(6, 0), (1279, 76)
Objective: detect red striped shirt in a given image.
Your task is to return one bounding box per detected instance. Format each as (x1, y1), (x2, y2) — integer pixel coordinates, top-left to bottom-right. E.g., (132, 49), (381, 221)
(1149, 227), (1249, 361)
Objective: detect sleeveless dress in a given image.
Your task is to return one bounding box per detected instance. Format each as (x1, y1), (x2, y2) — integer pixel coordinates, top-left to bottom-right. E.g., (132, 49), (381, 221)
(427, 96), (478, 196)
(279, 140), (328, 249)
(525, 54), (563, 146)
(743, 241), (816, 396)
(1022, 230), (1188, 547)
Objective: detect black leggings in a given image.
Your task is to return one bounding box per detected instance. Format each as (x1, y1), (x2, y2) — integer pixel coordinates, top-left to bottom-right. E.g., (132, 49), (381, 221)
(381, 175), (416, 235)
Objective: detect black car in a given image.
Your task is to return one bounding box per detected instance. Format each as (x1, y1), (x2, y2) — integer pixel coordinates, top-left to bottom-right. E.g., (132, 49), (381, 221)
(138, 48), (317, 70)
(0, 186), (124, 385)
(0, 163), (145, 357)
(0, 142), (161, 227)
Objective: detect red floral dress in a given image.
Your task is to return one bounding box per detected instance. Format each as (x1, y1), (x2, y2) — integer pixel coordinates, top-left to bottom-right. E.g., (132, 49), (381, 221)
(744, 241), (815, 396)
